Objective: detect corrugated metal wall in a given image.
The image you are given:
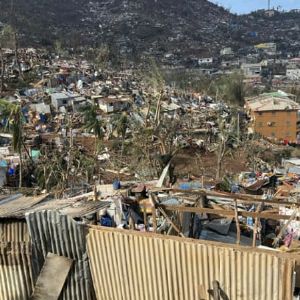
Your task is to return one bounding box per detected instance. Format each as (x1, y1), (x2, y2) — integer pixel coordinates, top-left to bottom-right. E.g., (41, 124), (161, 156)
(0, 242), (34, 300)
(0, 220), (32, 300)
(87, 227), (296, 300)
(0, 221), (30, 242)
(26, 210), (96, 300)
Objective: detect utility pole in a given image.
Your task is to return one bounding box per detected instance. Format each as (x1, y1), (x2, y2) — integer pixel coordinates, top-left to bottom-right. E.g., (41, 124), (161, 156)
(268, 0), (271, 10)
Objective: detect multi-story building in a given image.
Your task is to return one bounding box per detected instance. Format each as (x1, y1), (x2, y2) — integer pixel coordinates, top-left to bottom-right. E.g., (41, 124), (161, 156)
(245, 92), (300, 142)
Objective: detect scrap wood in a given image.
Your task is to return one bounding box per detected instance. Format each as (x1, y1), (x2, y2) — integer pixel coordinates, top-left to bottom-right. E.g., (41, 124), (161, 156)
(273, 208), (299, 247)
(149, 194), (157, 232)
(252, 203), (263, 247)
(159, 204), (300, 222)
(157, 206), (185, 237)
(234, 200), (241, 245)
(156, 162), (170, 188)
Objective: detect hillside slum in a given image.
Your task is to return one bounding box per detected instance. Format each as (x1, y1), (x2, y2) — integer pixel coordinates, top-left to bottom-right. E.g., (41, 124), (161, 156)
(1, 49), (300, 299)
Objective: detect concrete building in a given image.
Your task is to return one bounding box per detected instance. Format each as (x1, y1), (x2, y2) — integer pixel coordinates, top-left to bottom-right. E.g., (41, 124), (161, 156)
(245, 92), (300, 142)
(286, 68), (300, 81)
(98, 97), (131, 113)
(241, 63), (262, 78)
(198, 57), (214, 65)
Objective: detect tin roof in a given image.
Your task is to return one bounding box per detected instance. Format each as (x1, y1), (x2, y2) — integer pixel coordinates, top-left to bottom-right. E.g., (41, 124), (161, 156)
(246, 95), (300, 112)
(0, 194), (111, 219)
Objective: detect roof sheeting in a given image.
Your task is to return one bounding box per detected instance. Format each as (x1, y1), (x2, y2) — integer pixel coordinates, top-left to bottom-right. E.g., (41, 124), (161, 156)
(26, 210), (96, 300)
(0, 194), (110, 219)
(246, 95), (300, 112)
(0, 195), (48, 219)
(87, 227), (296, 300)
(30, 199), (111, 218)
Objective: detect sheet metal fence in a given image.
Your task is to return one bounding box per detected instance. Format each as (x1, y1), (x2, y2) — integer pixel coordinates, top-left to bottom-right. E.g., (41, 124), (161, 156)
(0, 220), (30, 242)
(0, 242), (33, 300)
(87, 227), (296, 300)
(26, 210), (96, 300)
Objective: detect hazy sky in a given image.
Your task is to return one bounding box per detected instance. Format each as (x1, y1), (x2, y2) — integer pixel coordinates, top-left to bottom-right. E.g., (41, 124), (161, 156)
(210, 0), (300, 14)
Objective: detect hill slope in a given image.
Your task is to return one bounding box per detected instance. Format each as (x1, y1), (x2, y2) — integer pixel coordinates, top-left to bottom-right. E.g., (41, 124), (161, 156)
(0, 0), (299, 60)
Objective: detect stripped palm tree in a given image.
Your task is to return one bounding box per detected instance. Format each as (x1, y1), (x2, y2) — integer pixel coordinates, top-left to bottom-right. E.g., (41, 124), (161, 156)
(81, 104), (104, 154)
(111, 112), (129, 157)
(0, 99), (24, 187)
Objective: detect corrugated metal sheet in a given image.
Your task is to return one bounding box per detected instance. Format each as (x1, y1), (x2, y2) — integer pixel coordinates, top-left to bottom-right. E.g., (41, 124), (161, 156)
(87, 227), (296, 300)
(26, 210), (96, 300)
(0, 242), (34, 300)
(0, 195), (48, 219)
(29, 199), (111, 218)
(0, 220), (30, 242)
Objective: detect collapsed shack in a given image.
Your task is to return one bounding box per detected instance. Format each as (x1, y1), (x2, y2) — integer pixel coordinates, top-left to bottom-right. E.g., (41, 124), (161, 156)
(143, 189), (300, 249)
(0, 193), (111, 300)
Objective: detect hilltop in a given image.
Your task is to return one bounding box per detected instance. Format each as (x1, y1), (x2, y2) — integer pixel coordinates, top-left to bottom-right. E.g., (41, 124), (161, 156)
(0, 0), (299, 60)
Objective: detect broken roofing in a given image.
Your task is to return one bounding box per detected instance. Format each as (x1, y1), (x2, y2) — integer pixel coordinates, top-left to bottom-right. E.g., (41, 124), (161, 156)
(0, 194), (111, 219)
(246, 94), (300, 112)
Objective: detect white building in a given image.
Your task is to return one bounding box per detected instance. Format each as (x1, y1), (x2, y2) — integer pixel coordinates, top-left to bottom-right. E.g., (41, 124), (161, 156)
(198, 57), (213, 65)
(286, 68), (300, 81)
(241, 63), (262, 77)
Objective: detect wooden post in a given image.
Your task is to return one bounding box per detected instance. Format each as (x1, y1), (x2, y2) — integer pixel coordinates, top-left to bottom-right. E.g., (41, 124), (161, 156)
(143, 203), (147, 231)
(158, 206), (185, 237)
(149, 194), (157, 233)
(152, 206), (157, 233)
(252, 203), (262, 247)
(212, 281), (220, 300)
(234, 200), (241, 245)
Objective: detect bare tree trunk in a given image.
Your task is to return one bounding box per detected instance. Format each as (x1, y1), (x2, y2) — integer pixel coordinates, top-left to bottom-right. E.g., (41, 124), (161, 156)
(154, 93), (162, 126)
(216, 157), (222, 180)
(0, 50), (4, 93)
(19, 150), (22, 188)
(94, 134), (98, 155)
(14, 32), (23, 80)
(145, 100), (151, 127)
(216, 140), (226, 180)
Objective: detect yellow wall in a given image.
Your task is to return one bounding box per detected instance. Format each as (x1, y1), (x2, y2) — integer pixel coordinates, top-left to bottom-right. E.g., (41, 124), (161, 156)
(251, 110), (298, 141)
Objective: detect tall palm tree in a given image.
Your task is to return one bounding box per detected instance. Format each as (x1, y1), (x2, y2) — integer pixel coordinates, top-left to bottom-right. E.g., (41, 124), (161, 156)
(112, 112), (129, 157)
(81, 104), (104, 154)
(0, 99), (24, 187)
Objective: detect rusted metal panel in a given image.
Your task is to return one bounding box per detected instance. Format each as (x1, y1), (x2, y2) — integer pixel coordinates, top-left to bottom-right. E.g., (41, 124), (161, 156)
(26, 210), (96, 300)
(0, 220), (30, 242)
(87, 227), (296, 300)
(0, 242), (34, 300)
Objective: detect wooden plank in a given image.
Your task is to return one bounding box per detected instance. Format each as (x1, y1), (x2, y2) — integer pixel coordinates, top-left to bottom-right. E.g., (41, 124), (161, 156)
(234, 200), (241, 245)
(158, 207), (185, 237)
(170, 189), (298, 207)
(31, 253), (73, 300)
(273, 208), (299, 247)
(150, 194), (157, 232)
(252, 203), (263, 247)
(159, 205), (300, 222)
